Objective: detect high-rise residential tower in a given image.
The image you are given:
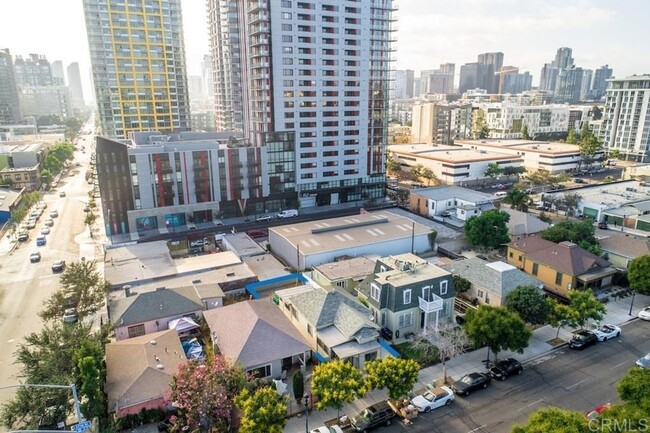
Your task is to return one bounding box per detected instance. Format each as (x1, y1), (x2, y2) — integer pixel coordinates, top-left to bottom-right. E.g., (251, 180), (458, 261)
(554, 66), (583, 104)
(0, 49), (21, 124)
(601, 75), (650, 162)
(477, 52), (504, 93)
(14, 54), (53, 87)
(67, 62), (86, 111)
(207, 0), (396, 205)
(51, 60), (66, 85)
(392, 70), (414, 99)
(459, 62), (487, 94)
(83, 0), (191, 138)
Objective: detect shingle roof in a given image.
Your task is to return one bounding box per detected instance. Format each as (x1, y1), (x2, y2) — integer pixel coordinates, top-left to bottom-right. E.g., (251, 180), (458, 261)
(287, 287), (378, 339)
(507, 236), (556, 253)
(202, 300), (309, 369)
(441, 258), (542, 299)
(109, 286), (204, 326)
(599, 234), (650, 260)
(501, 208), (551, 236)
(525, 241), (611, 276)
(105, 330), (187, 412)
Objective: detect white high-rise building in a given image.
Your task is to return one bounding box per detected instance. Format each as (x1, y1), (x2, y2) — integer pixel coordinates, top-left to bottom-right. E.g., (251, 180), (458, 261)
(208, 0), (396, 205)
(601, 75), (650, 162)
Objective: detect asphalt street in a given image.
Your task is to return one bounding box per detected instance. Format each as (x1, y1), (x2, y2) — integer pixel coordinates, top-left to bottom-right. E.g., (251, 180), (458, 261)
(348, 319), (650, 433)
(0, 122), (96, 406)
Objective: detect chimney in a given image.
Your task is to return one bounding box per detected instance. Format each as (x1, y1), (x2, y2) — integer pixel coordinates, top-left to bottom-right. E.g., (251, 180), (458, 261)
(123, 285), (132, 297)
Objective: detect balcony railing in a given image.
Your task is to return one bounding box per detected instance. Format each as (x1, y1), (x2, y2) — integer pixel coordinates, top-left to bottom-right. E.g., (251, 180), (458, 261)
(419, 294), (443, 313)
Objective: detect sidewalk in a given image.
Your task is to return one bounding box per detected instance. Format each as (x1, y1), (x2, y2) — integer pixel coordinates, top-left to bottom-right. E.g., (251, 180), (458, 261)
(283, 292), (650, 432)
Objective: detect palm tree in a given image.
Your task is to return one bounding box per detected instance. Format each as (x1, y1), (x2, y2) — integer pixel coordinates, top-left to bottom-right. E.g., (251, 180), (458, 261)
(503, 188), (529, 212)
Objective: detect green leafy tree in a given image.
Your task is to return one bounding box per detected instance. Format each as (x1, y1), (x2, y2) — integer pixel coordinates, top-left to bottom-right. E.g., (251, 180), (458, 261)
(386, 155), (401, 177)
(609, 149), (620, 159)
(503, 166), (525, 181)
(311, 359), (365, 417)
(292, 370), (304, 403)
(43, 152), (63, 174)
(537, 211), (552, 223)
(560, 192), (583, 217)
(511, 407), (590, 433)
(567, 289), (606, 328)
(78, 355), (106, 420)
(540, 220), (599, 253)
(40, 169), (53, 186)
(503, 188), (529, 212)
(473, 109), (489, 139)
(521, 125), (531, 140)
(409, 163), (425, 181)
(504, 285), (550, 325)
(617, 367), (650, 410)
(566, 128), (580, 144)
(628, 255), (650, 295)
(547, 299), (578, 339)
(578, 123), (603, 170)
(592, 105), (603, 121)
(464, 210), (511, 250)
(484, 162), (504, 179)
(412, 322), (469, 384)
(478, 125), (490, 139)
(427, 229), (438, 250)
(84, 211), (97, 227)
(365, 357), (420, 400)
(39, 260), (111, 321)
(235, 387), (287, 433)
(169, 354), (246, 433)
(420, 167), (438, 186)
(464, 305), (532, 363)
(452, 275), (471, 293)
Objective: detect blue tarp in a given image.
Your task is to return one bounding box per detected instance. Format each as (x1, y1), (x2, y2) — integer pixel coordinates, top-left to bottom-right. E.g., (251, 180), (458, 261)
(246, 273), (308, 299)
(378, 338), (400, 358)
(313, 351), (329, 363)
(181, 338), (205, 360)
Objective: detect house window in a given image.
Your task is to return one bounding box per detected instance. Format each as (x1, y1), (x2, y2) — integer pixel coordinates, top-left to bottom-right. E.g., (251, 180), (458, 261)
(370, 283), (381, 301)
(440, 280), (448, 295)
(127, 324), (145, 338)
(381, 312), (386, 326)
(477, 289), (484, 299)
(532, 263), (539, 276)
(247, 364), (272, 379)
(509, 252), (513, 258)
(364, 351), (378, 362)
(335, 280), (346, 288)
(403, 289), (411, 305)
(518, 255), (522, 261)
(307, 324), (313, 336)
(555, 271), (563, 285)
(398, 312), (413, 328)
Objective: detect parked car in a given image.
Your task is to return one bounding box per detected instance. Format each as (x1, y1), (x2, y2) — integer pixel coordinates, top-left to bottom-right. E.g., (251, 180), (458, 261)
(380, 327), (393, 341)
(591, 324), (621, 341)
(247, 229), (268, 239)
(410, 386), (455, 413)
(17, 232), (29, 242)
(63, 308), (77, 324)
(450, 372), (491, 396)
(598, 222), (609, 230)
(40, 226), (51, 235)
(585, 403), (612, 421)
(349, 401), (395, 432)
(36, 235), (47, 246)
(574, 178), (586, 183)
(59, 191), (66, 197)
(187, 222), (197, 230)
(310, 427), (344, 433)
(43, 218), (54, 227)
(49, 210), (58, 218)
(636, 353), (650, 369)
(83, 205), (90, 212)
(256, 215), (272, 222)
(637, 306), (650, 321)
(51, 260), (66, 273)
(26, 219), (37, 229)
(30, 252), (42, 263)
(568, 330), (599, 350)
(489, 358), (523, 381)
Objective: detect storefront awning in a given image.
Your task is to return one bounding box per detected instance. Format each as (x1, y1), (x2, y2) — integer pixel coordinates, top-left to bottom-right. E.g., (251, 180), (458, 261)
(577, 267), (617, 283)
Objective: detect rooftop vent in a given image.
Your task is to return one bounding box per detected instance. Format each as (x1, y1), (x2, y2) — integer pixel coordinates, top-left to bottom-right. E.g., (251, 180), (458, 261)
(156, 364), (164, 370)
(150, 340), (157, 345)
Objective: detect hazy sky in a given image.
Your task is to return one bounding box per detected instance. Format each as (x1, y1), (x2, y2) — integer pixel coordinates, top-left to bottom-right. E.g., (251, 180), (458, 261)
(1, 0), (648, 99)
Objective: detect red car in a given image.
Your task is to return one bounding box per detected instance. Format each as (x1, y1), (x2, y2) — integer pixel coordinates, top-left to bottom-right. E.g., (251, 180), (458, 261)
(247, 229), (268, 239)
(585, 403), (611, 420)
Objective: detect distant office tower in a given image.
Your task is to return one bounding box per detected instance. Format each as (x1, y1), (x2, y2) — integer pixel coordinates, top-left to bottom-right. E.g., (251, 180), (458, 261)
(539, 63), (559, 92)
(426, 63), (455, 94)
(459, 62), (488, 94)
(51, 60), (65, 85)
(413, 77), (422, 97)
(601, 75), (650, 162)
(201, 54), (214, 107)
(477, 52), (504, 93)
(553, 47), (573, 70)
(67, 62), (86, 111)
(592, 65), (613, 99)
(207, 0), (396, 205)
(0, 49), (21, 124)
(18, 86), (73, 117)
(83, 0), (191, 138)
(14, 54), (53, 86)
(554, 66), (583, 104)
(419, 69), (436, 95)
(207, 0), (243, 132)
(392, 70), (414, 99)
(497, 67), (532, 94)
(580, 69), (593, 101)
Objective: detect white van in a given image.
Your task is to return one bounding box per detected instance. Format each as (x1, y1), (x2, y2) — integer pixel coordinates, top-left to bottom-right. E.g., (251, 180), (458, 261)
(277, 209), (298, 219)
(494, 191), (508, 199)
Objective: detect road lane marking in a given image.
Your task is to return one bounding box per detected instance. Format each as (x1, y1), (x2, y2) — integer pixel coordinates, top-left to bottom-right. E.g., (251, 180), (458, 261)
(609, 361), (628, 370)
(468, 426), (487, 433)
(519, 399), (544, 411)
(568, 379), (587, 389)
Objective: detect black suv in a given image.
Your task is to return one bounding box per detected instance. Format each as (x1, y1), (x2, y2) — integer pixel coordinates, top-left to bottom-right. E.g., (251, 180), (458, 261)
(489, 358), (523, 381)
(350, 401), (395, 432)
(569, 330), (598, 350)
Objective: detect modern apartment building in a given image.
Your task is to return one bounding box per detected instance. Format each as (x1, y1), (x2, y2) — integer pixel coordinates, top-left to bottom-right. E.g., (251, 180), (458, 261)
(13, 54), (53, 87)
(474, 102), (569, 139)
(391, 69), (414, 99)
(95, 131), (297, 236)
(477, 52), (504, 94)
(601, 75), (650, 162)
(83, 0), (191, 138)
(67, 62), (86, 111)
(554, 65), (583, 104)
(592, 65), (613, 100)
(208, 0), (395, 206)
(496, 66), (532, 95)
(411, 101), (472, 144)
(0, 49), (21, 125)
(19, 86), (73, 118)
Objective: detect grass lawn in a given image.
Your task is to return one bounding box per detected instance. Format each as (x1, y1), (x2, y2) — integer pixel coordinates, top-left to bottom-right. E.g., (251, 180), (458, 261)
(393, 341), (438, 367)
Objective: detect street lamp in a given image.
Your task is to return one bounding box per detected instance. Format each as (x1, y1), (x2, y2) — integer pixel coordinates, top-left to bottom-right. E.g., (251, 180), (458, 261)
(303, 393), (309, 433)
(629, 290), (637, 316)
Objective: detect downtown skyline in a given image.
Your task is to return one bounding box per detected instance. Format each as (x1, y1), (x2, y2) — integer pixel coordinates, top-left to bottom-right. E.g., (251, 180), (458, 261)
(0, 0), (648, 92)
